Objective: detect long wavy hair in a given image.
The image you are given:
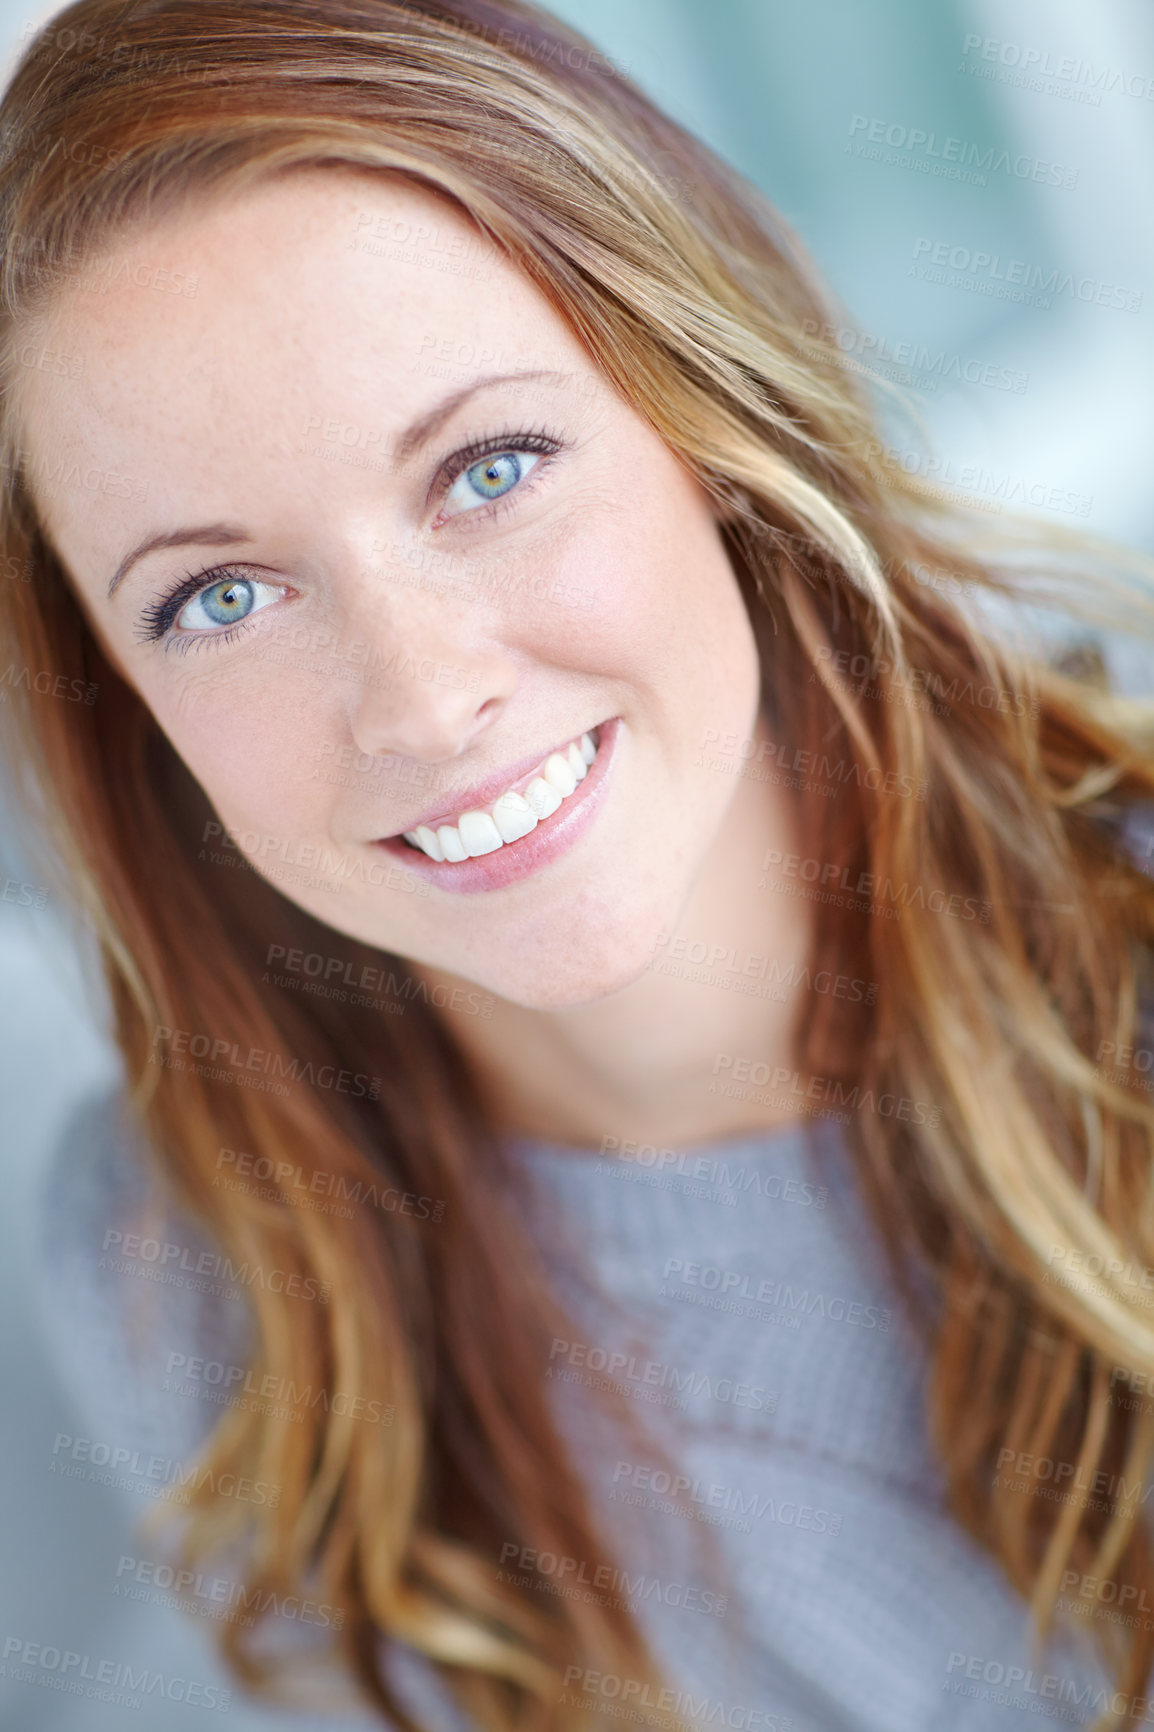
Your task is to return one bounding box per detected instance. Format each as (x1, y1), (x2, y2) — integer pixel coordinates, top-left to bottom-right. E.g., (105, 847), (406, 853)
(3, 0), (1154, 1726)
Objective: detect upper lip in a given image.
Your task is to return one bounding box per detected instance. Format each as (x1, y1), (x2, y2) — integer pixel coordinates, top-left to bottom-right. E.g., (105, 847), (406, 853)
(381, 726), (601, 838)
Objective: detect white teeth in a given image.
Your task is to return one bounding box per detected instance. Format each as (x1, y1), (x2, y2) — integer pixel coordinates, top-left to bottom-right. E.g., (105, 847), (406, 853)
(458, 811), (504, 856)
(525, 776), (562, 818)
(415, 824), (445, 862)
(543, 752), (577, 797)
(402, 728), (603, 861)
(491, 790), (539, 844)
(437, 825), (468, 863)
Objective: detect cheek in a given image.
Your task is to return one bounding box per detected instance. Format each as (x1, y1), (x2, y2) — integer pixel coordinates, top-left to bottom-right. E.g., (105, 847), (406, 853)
(546, 487), (755, 694)
(152, 669), (337, 841)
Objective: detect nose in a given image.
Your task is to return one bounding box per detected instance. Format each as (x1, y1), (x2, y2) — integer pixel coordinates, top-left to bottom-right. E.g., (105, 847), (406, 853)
(342, 597), (519, 764)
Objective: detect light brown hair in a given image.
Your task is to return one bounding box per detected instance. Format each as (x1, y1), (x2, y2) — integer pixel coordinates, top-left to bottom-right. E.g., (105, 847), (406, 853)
(2, 1), (1154, 1726)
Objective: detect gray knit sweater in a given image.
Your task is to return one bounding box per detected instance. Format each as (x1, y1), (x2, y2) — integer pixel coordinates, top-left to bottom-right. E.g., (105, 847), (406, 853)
(40, 1092), (1119, 1731)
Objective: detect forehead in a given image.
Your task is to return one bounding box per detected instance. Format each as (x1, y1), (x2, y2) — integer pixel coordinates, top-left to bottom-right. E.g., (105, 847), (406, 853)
(13, 167), (592, 537)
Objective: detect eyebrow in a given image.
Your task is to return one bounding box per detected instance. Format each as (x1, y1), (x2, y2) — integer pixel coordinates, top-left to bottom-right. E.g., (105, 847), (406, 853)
(392, 369), (563, 466)
(106, 524), (249, 600)
(105, 369), (567, 603)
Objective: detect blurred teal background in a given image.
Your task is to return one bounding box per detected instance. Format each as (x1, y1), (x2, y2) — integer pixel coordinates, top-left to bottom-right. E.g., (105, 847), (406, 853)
(2, 0), (1152, 1725)
(545, 0), (1154, 560)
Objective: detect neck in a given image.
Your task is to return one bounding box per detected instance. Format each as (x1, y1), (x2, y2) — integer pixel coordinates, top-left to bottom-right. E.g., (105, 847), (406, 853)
(414, 727), (814, 1152)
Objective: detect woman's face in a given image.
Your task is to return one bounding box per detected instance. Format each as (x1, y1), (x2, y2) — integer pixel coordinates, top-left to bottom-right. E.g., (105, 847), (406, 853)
(17, 168), (768, 1009)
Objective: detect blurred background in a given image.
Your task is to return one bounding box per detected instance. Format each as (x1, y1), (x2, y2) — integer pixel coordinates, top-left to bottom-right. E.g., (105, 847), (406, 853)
(2, 0), (1153, 1724)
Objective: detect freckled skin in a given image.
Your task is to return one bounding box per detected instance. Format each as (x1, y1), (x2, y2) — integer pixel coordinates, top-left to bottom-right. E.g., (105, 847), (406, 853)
(19, 168), (811, 1143)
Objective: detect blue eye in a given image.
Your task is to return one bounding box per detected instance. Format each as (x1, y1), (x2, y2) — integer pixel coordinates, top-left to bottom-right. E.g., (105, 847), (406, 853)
(442, 448), (543, 518)
(176, 575), (281, 634)
(468, 452), (522, 498)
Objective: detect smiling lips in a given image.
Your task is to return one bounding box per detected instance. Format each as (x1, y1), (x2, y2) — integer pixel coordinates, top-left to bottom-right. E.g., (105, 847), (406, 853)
(399, 728), (601, 862)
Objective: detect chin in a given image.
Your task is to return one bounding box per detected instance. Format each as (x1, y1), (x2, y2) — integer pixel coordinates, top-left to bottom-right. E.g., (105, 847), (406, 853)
(466, 904), (671, 1011)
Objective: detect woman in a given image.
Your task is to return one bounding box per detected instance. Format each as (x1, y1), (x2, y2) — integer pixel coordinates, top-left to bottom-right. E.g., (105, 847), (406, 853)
(4, 0), (1154, 1726)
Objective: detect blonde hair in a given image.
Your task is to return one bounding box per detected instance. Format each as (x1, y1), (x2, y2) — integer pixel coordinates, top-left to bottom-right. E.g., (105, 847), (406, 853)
(2, 0), (1154, 1726)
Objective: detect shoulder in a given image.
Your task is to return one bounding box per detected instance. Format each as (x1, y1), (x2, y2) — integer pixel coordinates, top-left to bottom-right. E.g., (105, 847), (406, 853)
(42, 1087), (166, 1272)
(34, 1088), (251, 1463)
(34, 1092), (476, 1727)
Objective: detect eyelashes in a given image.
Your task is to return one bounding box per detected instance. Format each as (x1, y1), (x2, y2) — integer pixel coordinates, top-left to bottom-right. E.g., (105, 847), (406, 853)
(136, 423), (565, 648)
(434, 424), (561, 497)
(136, 567), (279, 646)
(433, 424), (561, 525)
